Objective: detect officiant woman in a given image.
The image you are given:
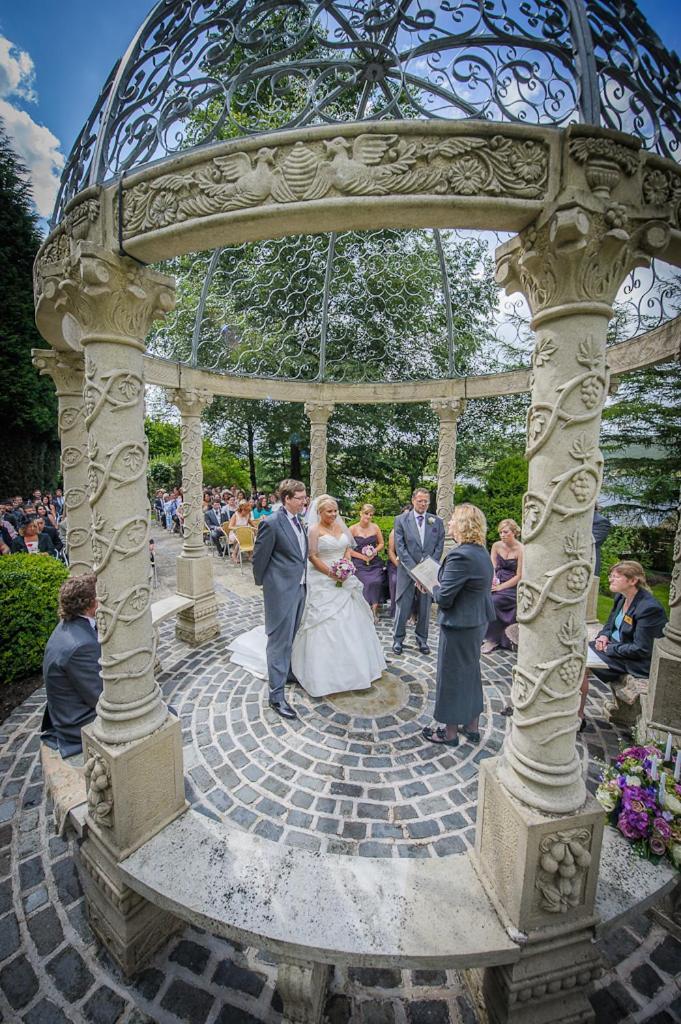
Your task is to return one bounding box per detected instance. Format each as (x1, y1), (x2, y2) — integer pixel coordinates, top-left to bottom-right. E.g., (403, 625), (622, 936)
(422, 503), (495, 747)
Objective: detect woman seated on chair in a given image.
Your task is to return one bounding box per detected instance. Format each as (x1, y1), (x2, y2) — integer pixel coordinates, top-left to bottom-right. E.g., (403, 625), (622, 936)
(227, 500), (258, 563)
(578, 560), (667, 731)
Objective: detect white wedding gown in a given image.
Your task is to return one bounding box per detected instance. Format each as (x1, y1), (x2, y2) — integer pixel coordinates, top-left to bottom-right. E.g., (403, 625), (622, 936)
(228, 533), (386, 697)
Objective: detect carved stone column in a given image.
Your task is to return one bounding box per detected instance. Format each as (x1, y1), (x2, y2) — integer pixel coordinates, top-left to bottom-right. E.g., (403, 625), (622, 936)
(305, 403), (333, 498)
(474, 196), (669, 1024)
(166, 387), (220, 645)
(641, 485), (681, 741)
(431, 398), (466, 526)
(35, 242), (185, 974)
(32, 348), (93, 574)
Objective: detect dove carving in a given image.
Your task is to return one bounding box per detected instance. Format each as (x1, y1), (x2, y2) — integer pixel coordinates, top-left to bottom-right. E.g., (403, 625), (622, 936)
(323, 134), (417, 195)
(207, 146), (277, 209)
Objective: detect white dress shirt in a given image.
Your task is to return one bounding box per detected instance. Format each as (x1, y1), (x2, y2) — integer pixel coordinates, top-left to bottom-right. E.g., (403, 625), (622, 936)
(413, 509), (426, 546)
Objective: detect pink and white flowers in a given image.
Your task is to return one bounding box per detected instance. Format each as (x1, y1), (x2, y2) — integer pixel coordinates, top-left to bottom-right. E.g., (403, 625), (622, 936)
(329, 558), (356, 588)
(363, 545), (376, 560)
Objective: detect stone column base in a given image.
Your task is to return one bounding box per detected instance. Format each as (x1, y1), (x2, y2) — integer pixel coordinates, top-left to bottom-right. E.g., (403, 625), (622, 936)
(483, 931), (602, 1024)
(637, 692), (681, 748)
(175, 554), (220, 645)
(277, 958), (330, 1024)
(78, 831), (181, 976)
(475, 759), (604, 937)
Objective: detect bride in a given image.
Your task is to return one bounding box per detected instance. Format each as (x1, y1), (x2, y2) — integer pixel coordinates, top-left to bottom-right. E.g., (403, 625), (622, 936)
(229, 495), (386, 697)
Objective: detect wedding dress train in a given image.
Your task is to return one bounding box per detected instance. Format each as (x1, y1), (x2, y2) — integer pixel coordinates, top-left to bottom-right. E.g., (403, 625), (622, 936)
(229, 533), (386, 697)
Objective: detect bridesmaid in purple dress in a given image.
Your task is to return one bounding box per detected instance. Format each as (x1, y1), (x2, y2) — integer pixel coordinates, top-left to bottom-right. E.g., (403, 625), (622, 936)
(482, 518), (524, 653)
(350, 504), (386, 619)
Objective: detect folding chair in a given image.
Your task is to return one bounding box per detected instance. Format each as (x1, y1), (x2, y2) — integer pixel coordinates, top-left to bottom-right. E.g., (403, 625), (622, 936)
(232, 526), (255, 574)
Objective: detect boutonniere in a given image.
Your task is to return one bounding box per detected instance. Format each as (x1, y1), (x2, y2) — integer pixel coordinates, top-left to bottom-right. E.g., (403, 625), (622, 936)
(428, 516), (436, 525)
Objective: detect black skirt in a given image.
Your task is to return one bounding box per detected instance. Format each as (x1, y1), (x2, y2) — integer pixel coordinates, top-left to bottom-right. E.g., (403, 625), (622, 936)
(434, 623), (486, 725)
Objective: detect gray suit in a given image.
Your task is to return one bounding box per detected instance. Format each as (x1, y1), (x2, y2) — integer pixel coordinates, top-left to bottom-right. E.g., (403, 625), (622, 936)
(393, 510), (445, 646)
(252, 508), (307, 701)
(41, 617), (102, 757)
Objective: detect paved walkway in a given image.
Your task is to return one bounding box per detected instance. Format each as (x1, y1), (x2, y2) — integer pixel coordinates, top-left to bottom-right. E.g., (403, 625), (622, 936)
(0, 528), (679, 1023)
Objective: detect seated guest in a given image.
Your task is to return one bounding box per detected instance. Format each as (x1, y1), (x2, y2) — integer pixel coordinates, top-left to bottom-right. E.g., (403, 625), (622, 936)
(41, 574), (102, 758)
(579, 560), (667, 730)
(252, 495), (271, 519)
(205, 499), (228, 554)
(11, 520), (54, 555)
(482, 518), (524, 654)
(36, 510), (63, 552)
(350, 503), (385, 620)
(53, 488), (64, 517)
(0, 503), (17, 546)
(227, 500), (257, 563)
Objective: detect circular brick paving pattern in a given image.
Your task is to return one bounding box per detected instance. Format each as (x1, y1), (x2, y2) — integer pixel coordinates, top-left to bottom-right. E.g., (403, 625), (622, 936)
(1, 551), (680, 1023)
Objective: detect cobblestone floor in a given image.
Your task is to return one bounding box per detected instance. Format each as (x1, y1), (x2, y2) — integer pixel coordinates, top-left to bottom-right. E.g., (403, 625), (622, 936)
(1, 529), (679, 1023)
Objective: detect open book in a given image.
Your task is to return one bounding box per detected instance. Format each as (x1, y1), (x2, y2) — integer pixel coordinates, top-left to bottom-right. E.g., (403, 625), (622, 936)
(407, 556), (441, 594)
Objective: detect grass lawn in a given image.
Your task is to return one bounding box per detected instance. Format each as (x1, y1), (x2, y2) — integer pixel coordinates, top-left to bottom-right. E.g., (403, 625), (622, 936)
(597, 582), (670, 624)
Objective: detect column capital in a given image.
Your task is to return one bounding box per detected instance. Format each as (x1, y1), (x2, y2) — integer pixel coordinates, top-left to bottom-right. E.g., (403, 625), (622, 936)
(166, 386), (213, 417)
(32, 347), (84, 396)
(35, 242), (175, 350)
(430, 397), (466, 420)
(304, 402), (334, 425)
(495, 203), (670, 326)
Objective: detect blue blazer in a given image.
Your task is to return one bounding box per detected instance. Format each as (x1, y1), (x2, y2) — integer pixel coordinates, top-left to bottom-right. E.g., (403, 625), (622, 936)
(432, 543), (495, 629)
(597, 588), (667, 677)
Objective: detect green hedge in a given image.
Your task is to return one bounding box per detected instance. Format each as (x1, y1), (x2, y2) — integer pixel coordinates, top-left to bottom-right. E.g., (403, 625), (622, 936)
(0, 554), (68, 684)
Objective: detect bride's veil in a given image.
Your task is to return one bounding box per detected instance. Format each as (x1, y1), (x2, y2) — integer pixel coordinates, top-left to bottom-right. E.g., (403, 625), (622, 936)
(307, 495), (356, 548)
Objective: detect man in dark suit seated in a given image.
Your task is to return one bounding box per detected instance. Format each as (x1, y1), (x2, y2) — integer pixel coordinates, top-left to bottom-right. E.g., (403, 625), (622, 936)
(204, 499), (228, 554)
(41, 574), (102, 758)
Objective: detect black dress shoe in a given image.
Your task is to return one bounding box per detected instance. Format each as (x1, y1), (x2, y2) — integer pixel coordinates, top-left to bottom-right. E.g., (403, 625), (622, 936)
(392, 642), (403, 655)
(417, 642), (430, 655)
(269, 699), (298, 720)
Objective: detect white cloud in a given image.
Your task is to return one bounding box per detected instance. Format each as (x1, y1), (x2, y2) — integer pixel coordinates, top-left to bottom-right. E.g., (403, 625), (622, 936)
(0, 36), (36, 102)
(0, 98), (64, 217)
(0, 35), (64, 220)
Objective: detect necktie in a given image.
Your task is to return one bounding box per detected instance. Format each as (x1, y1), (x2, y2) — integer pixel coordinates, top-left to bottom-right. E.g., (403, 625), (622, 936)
(417, 515), (424, 528)
(291, 516), (302, 532)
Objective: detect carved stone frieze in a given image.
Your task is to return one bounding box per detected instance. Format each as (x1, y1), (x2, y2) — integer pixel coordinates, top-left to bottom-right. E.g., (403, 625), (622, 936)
(119, 133), (550, 239)
(85, 753), (113, 829)
(534, 827), (593, 914)
(568, 135), (640, 199)
(642, 164), (681, 228)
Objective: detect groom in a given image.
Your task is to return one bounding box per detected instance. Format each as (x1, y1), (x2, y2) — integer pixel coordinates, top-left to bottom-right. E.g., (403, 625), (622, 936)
(392, 487), (445, 656)
(252, 479), (307, 720)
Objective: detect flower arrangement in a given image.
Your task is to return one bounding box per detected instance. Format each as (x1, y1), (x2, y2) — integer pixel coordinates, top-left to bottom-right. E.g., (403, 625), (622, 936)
(329, 558), (356, 588)
(363, 545), (376, 560)
(596, 735), (681, 870)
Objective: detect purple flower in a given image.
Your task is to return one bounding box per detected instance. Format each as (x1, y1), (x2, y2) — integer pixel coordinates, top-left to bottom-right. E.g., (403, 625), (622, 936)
(653, 817), (672, 840)
(617, 809), (650, 840)
(649, 836), (667, 856)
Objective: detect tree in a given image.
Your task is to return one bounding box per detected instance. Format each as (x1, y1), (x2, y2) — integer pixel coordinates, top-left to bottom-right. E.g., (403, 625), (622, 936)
(0, 123), (59, 495)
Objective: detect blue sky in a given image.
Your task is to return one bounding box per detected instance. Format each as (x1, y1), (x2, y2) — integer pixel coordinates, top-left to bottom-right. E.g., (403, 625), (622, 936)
(1, 0), (679, 223)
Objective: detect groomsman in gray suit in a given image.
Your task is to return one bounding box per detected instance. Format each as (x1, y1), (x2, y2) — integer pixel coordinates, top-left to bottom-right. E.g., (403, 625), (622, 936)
(392, 488), (445, 656)
(253, 479), (308, 720)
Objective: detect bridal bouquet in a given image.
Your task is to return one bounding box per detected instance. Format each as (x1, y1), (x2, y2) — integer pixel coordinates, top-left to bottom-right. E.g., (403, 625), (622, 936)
(595, 737), (681, 870)
(364, 545), (376, 560)
(330, 558), (356, 588)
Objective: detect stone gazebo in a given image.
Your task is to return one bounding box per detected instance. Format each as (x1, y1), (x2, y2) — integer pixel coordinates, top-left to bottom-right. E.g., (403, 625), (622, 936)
(32, 1), (681, 1021)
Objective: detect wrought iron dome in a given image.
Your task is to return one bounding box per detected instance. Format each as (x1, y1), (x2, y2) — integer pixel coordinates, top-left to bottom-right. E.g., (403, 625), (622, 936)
(53, 0), (681, 227)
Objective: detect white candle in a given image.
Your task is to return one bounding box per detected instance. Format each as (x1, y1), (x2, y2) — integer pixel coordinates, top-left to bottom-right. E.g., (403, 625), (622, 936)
(674, 749), (681, 782)
(650, 756), (658, 781)
(659, 772), (666, 808)
(665, 733), (673, 762)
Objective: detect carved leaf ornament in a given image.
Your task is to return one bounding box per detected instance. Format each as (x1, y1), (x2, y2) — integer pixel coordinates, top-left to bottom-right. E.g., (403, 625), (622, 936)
(85, 753), (113, 829)
(120, 134), (549, 237)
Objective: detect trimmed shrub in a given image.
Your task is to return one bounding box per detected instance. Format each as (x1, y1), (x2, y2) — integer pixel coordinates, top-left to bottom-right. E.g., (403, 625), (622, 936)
(0, 554), (68, 684)
(597, 525), (663, 595)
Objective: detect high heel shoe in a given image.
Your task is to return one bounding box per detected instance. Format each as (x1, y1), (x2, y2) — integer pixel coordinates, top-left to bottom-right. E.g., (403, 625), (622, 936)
(463, 730), (480, 744)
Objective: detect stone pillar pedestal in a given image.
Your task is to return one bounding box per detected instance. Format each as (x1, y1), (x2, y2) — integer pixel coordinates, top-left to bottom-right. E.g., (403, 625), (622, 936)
(475, 187), (668, 1024)
(277, 957), (330, 1024)
(32, 348), (94, 574)
(305, 403), (334, 499)
(167, 387), (219, 645)
(36, 242), (186, 975)
(431, 398), (465, 534)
